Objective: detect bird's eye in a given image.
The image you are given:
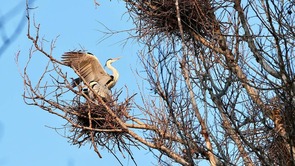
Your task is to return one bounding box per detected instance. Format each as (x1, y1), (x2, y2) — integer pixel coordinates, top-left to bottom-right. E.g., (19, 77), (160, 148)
(87, 52), (93, 55)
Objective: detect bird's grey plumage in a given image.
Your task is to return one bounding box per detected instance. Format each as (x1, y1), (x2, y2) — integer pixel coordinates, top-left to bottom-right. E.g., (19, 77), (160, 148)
(62, 51), (120, 101)
(62, 51), (114, 87)
(83, 81), (112, 101)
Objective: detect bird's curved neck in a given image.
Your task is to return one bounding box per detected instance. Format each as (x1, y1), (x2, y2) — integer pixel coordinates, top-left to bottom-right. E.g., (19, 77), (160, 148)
(106, 62), (119, 83)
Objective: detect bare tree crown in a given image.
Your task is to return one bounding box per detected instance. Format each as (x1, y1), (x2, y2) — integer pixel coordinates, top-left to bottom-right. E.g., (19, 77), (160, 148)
(20, 1), (295, 165)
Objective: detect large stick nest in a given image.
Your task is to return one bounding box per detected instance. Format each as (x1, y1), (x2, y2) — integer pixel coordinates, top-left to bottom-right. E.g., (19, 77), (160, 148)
(126, 0), (217, 39)
(74, 102), (125, 132)
(58, 91), (140, 162)
(66, 94), (134, 148)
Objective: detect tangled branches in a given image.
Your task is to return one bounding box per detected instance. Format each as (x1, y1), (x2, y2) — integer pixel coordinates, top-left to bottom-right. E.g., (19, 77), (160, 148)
(21, 1), (295, 165)
(125, 0), (295, 165)
(20, 4), (193, 165)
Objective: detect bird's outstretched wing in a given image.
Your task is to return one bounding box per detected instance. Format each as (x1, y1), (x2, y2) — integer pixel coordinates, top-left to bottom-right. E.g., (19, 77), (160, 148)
(62, 51), (111, 84)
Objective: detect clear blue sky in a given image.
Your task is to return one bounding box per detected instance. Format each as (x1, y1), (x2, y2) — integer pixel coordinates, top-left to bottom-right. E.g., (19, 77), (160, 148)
(0, 1), (156, 166)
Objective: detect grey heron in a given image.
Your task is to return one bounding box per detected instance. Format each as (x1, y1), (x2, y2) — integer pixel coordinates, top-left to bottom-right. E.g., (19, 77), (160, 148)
(62, 51), (120, 100)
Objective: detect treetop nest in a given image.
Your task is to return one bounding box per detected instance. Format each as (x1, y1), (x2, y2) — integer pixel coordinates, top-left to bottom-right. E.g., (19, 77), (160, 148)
(126, 0), (217, 39)
(67, 94), (132, 147)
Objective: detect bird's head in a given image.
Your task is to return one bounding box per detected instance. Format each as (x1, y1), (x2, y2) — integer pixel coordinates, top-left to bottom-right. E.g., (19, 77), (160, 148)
(105, 57), (121, 66)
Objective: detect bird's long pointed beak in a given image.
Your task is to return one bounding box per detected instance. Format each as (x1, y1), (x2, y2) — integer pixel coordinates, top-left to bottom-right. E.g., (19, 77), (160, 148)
(113, 57), (122, 61)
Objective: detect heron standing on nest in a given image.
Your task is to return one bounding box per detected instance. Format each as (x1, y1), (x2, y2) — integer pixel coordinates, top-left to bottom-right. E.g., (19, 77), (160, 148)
(62, 51), (120, 101)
